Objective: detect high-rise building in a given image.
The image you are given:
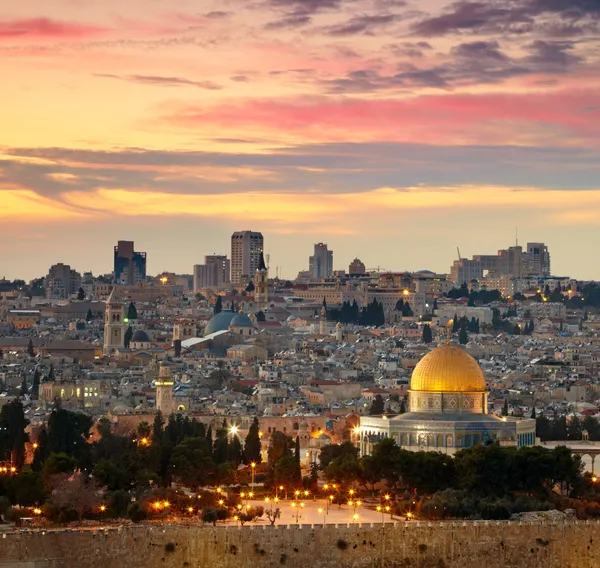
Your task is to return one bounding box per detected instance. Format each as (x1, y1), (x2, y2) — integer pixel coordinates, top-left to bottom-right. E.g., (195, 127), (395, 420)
(349, 258), (366, 275)
(114, 240), (146, 285)
(526, 242), (551, 276)
(450, 241), (551, 283)
(231, 231), (264, 285)
(193, 255), (231, 292)
(309, 243), (333, 280)
(46, 263), (82, 299)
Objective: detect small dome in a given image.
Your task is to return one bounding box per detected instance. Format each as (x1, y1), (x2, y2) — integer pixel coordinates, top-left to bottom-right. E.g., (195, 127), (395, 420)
(410, 344), (486, 393)
(204, 311), (237, 336)
(131, 330), (150, 342)
(230, 313), (253, 327)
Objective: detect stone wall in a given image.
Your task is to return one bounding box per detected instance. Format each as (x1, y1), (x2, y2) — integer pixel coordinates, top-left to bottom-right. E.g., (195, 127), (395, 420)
(1, 520), (598, 568)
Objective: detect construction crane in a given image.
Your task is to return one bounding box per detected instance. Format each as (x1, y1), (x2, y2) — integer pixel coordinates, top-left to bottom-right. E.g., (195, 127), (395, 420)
(456, 247), (462, 261)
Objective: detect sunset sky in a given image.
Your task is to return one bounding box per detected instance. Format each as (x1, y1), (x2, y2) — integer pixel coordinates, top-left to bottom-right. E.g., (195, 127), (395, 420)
(1, 0), (599, 280)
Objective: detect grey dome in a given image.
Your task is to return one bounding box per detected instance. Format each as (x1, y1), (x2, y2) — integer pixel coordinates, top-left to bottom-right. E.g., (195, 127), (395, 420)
(230, 313), (253, 327)
(131, 330), (150, 342)
(204, 311), (236, 336)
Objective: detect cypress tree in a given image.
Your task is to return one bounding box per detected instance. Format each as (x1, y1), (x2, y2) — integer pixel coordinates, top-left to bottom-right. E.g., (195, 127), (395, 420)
(214, 296), (222, 315)
(27, 338), (35, 357)
(458, 327), (468, 345)
(294, 436), (301, 464)
(127, 302), (138, 320)
(124, 326), (133, 348)
(244, 417), (262, 464)
(422, 324), (433, 343)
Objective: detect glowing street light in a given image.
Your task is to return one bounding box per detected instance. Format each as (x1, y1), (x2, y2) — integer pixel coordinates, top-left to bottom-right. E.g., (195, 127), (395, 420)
(33, 508), (42, 516)
(229, 425), (238, 436)
(251, 462), (256, 489)
(318, 507), (326, 525)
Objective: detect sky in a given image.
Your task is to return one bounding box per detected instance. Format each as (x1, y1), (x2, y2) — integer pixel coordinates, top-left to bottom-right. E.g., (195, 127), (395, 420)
(1, 0), (599, 280)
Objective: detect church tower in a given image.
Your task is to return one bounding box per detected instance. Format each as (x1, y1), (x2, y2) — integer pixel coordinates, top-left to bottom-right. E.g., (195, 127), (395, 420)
(319, 298), (328, 336)
(336, 322), (343, 343)
(0, 293), (8, 323)
(254, 251), (269, 309)
(155, 361), (174, 416)
(103, 288), (125, 355)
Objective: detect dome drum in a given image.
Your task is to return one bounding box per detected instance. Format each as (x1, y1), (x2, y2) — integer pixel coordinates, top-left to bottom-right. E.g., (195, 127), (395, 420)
(408, 391), (487, 414)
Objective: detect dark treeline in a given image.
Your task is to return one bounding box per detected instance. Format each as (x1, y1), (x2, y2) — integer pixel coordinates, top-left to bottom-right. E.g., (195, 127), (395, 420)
(328, 299), (386, 326)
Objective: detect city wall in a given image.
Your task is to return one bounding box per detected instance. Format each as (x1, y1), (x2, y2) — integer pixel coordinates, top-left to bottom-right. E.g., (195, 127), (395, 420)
(1, 520), (599, 568)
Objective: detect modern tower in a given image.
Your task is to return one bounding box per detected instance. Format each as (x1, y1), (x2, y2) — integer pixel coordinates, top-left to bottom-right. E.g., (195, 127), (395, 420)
(254, 251), (269, 308)
(231, 231), (264, 285)
(193, 255), (231, 292)
(114, 240), (147, 285)
(309, 243), (333, 280)
(103, 288), (125, 355)
(155, 361), (174, 416)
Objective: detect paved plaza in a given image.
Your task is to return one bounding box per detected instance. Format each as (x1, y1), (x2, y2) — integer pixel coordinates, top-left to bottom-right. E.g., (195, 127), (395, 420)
(242, 498), (397, 526)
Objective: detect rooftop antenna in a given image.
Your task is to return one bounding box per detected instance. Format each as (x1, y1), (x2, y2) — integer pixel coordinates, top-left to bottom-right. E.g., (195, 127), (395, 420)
(516, 226), (518, 247)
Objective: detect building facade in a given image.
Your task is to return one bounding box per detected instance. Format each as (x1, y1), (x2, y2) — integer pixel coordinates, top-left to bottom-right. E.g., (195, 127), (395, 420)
(359, 344), (536, 456)
(46, 263), (82, 300)
(309, 243), (333, 280)
(114, 240), (147, 285)
(231, 231), (264, 285)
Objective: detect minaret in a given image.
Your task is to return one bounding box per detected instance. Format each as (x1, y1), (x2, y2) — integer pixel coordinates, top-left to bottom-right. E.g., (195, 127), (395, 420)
(255, 251), (269, 309)
(336, 322), (343, 343)
(155, 361), (174, 416)
(103, 288), (125, 355)
(319, 298), (327, 336)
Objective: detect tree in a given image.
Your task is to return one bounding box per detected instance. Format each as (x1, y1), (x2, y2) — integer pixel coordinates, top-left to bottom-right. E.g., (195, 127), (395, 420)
(458, 328), (468, 345)
(246, 281), (255, 293)
(422, 324), (433, 343)
(369, 394), (385, 415)
(255, 310), (266, 322)
(20, 375), (28, 397)
(48, 364), (55, 380)
(244, 417), (262, 464)
(268, 431), (292, 465)
(77, 287), (85, 301)
(50, 473), (100, 522)
(86, 309), (93, 322)
(124, 326), (133, 348)
(0, 496), (10, 523)
(294, 436), (301, 464)
(273, 455), (301, 489)
(214, 296), (222, 315)
(0, 399), (29, 468)
(535, 415), (552, 442)
(265, 507), (281, 525)
(127, 302), (138, 320)
(530, 406), (536, 419)
(502, 399), (509, 417)
(93, 458), (128, 491)
(31, 429), (48, 472)
(170, 438), (215, 490)
(31, 369), (41, 399)
(27, 338), (35, 357)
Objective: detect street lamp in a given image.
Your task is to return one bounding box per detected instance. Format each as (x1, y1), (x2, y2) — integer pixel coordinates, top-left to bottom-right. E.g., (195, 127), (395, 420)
(251, 462), (256, 489)
(290, 500), (305, 524)
(318, 507), (326, 525)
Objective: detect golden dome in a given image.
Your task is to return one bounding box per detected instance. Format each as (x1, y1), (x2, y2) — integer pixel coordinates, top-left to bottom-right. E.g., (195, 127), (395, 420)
(410, 344), (486, 393)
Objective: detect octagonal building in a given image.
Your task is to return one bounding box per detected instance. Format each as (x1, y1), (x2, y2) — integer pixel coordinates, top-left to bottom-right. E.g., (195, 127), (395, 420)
(359, 344), (536, 456)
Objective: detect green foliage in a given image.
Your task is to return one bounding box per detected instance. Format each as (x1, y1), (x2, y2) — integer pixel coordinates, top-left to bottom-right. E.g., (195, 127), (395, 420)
(255, 310), (266, 322)
(77, 287), (85, 301)
(127, 302), (138, 320)
(0, 400), (29, 468)
(244, 417), (262, 464)
(369, 394), (385, 415)
(214, 296), (222, 315)
(124, 326), (133, 348)
(171, 437), (215, 490)
(327, 299), (385, 326)
(273, 455), (301, 488)
(422, 324), (433, 343)
(458, 327), (468, 345)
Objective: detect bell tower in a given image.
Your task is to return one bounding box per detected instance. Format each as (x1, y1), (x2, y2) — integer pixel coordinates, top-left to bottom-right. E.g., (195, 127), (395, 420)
(254, 251), (269, 309)
(319, 298), (328, 336)
(155, 361), (174, 416)
(103, 288), (125, 355)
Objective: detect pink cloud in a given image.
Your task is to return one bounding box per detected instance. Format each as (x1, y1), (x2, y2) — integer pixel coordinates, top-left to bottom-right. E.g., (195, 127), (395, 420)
(160, 89), (600, 145)
(0, 18), (106, 40)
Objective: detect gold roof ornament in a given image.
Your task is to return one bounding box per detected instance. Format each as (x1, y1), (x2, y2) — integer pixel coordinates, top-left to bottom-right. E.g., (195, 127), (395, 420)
(410, 344), (486, 393)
